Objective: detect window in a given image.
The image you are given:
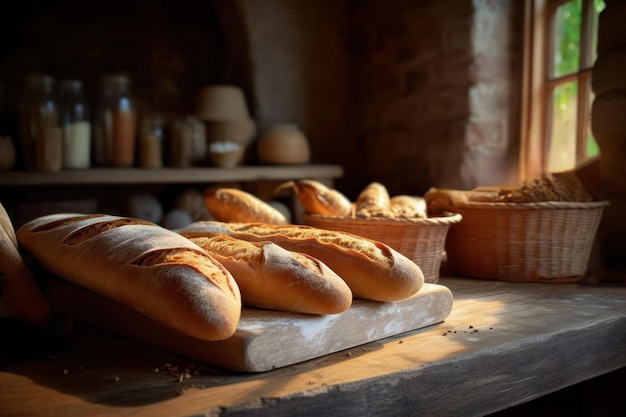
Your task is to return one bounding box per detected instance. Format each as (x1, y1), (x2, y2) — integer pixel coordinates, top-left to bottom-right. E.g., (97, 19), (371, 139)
(521, 0), (605, 179)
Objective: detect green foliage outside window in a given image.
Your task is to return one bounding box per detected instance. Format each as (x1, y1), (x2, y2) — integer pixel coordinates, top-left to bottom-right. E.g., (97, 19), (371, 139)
(552, 0), (605, 162)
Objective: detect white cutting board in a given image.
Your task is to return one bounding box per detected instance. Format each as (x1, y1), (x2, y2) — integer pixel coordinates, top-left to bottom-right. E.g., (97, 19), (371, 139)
(42, 277), (453, 372)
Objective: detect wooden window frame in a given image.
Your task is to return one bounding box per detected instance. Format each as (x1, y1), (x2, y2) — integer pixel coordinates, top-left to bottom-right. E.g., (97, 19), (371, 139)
(520, 0), (598, 180)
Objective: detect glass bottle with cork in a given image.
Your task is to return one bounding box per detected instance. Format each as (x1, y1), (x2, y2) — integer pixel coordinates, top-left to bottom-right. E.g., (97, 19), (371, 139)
(93, 74), (137, 167)
(58, 79), (91, 169)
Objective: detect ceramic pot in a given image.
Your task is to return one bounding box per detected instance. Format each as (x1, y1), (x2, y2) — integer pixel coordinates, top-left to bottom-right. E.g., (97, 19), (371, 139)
(195, 85), (249, 121)
(206, 118), (256, 146)
(257, 124), (310, 165)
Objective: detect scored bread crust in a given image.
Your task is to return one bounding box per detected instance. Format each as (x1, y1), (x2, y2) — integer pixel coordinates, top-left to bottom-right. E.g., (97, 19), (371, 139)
(281, 180), (353, 217)
(204, 188), (289, 225)
(16, 213), (242, 341)
(177, 221), (424, 302)
(188, 235), (353, 314)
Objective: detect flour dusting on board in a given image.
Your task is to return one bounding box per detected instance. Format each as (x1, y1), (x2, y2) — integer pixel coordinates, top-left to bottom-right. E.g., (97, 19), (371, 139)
(239, 313), (339, 343)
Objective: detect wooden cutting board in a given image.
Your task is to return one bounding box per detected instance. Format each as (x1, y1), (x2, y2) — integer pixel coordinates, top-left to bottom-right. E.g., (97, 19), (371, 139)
(42, 276), (453, 372)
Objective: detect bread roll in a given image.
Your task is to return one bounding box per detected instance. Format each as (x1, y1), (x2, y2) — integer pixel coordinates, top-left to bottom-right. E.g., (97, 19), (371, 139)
(204, 188), (289, 225)
(355, 182), (392, 218)
(0, 203), (50, 324)
(177, 221), (424, 302)
(188, 235), (352, 314)
(279, 180), (353, 217)
(389, 195), (427, 219)
(16, 213), (242, 341)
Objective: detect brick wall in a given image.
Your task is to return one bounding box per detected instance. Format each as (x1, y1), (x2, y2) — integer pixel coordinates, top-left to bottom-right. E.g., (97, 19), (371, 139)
(237, 0), (524, 199)
(343, 0), (523, 196)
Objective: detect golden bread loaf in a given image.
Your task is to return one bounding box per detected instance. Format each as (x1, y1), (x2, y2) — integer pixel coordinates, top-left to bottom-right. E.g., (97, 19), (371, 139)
(204, 188), (289, 225)
(188, 235), (352, 314)
(355, 182), (392, 218)
(177, 221), (425, 302)
(16, 213), (242, 341)
(279, 179), (353, 217)
(389, 195), (428, 219)
(423, 188), (470, 215)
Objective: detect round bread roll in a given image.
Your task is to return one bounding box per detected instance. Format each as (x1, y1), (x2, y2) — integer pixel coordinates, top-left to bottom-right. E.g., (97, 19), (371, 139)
(389, 195), (427, 219)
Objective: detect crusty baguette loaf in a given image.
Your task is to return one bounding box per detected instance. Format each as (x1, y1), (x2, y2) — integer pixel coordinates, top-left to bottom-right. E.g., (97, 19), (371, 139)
(424, 188), (470, 215)
(355, 182), (393, 218)
(176, 221), (424, 302)
(16, 213), (242, 341)
(188, 235), (352, 314)
(204, 188), (289, 225)
(278, 179), (353, 217)
(0, 203), (50, 324)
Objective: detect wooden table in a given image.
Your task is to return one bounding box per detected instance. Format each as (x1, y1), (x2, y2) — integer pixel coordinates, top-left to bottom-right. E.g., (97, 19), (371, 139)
(1, 277), (625, 417)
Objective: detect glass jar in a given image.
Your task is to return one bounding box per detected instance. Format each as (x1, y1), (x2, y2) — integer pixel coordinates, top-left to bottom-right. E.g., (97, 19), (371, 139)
(93, 75), (137, 167)
(170, 116), (206, 167)
(18, 74), (62, 172)
(138, 117), (163, 168)
(58, 80), (91, 169)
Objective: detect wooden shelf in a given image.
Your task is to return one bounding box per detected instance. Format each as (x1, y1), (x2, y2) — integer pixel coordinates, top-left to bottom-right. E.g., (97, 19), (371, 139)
(0, 164), (344, 187)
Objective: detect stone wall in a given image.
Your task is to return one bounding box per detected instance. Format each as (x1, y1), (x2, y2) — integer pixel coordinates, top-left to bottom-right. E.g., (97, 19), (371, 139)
(237, 0), (524, 199)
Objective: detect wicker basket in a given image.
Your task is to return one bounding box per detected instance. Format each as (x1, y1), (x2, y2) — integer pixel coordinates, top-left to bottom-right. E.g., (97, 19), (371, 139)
(442, 200), (609, 283)
(303, 212), (463, 283)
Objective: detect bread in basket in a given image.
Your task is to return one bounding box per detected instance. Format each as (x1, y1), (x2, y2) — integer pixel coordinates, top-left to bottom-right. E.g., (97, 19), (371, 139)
(425, 172), (609, 283)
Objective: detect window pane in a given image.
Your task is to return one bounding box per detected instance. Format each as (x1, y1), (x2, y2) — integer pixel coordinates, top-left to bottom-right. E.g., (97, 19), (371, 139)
(548, 81), (578, 171)
(553, 0), (581, 78)
(591, 0), (606, 64)
(587, 131), (600, 157)
(586, 87), (600, 159)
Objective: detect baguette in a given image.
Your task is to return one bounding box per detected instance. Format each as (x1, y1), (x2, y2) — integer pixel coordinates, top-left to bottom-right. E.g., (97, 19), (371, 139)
(279, 180), (353, 217)
(188, 235), (352, 314)
(0, 203), (50, 324)
(16, 213), (242, 341)
(204, 188), (289, 225)
(177, 221), (424, 302)
(424, 188), (470, 215)
(355, 182), (393, 218)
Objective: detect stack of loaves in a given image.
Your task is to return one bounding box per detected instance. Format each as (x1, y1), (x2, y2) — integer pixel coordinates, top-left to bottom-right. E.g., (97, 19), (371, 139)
(2, 187), (425, 343)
